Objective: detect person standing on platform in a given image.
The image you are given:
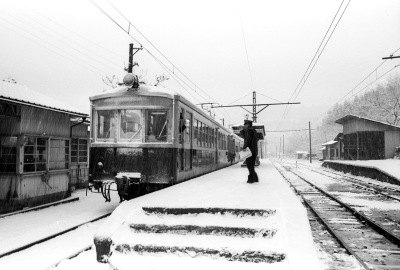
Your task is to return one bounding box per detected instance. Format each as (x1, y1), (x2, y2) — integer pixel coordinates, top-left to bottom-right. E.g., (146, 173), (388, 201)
(242, 119), (259, 183)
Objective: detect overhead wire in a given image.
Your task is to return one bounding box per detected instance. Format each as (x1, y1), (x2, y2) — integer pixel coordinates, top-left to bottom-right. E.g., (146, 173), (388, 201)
(0, 17), (107, 77)
(313, 46), (400, 123)
(256, 92), (283, 103)
(102, 0), (221, 105)
(227, 91), (253, 105)
(239, 13), (255, 92)
(0, 1), (123, 73)
(106, 0), (235, 125)
(292, 0), (352, 102)
(277, 0), (351, 130)
(89, 0), (235, 124)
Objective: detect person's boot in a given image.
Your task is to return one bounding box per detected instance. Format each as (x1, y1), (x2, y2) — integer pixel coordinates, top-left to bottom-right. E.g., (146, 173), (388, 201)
(247, 175), (254, 183)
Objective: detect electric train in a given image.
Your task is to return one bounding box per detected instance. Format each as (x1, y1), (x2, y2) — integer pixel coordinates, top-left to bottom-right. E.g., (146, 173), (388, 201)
(88, 74), (243, 202)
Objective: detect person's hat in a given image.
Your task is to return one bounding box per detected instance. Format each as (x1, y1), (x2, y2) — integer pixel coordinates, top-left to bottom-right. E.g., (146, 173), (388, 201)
(244, 119), (253, 126)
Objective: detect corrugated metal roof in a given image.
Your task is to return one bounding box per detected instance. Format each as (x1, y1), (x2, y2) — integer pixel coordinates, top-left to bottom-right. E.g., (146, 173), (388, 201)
(0, 81), (88, 117)
(335, 114), (400, 129)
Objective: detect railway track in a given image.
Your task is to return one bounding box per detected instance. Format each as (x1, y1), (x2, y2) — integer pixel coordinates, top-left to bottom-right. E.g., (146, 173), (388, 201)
(44, 245), (93, 269)
(0, 212), (112, 259)
(273, 160), (400, 270)
(284, 160), (400, 200)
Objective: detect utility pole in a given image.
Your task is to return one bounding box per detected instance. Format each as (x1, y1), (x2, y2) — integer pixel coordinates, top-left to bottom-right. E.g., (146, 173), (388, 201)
(128, 43), (134, 73)
(253, 91), (257, 122)
(128, 43), (142, 73)
(309, 121), (312, 163)
(279, 137), (281, 159)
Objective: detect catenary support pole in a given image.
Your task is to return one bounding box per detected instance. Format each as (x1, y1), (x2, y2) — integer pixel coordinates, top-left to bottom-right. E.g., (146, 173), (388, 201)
(309, 121), (312, 163)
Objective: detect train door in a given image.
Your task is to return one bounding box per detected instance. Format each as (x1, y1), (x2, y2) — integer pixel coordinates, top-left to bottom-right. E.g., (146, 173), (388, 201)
(178, 108), (192, 171)
(215, 128), (219, 164)
(184, 111), (192, 170)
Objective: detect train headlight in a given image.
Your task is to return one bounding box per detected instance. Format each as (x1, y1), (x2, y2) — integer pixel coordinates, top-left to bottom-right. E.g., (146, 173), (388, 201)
(123, 73), (139, 89)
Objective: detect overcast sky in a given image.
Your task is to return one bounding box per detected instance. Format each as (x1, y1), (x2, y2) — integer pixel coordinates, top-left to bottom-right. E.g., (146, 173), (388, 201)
(0, 0), (399, 133)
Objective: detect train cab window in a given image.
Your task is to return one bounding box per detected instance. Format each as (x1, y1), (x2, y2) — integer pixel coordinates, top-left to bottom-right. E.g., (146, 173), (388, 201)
(120, 110), (142, 142)
(97, 110), (116, 140)
(146, 111), (168, 142)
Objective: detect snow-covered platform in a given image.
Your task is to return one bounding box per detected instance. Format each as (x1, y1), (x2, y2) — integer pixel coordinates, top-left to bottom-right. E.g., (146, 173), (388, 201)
(94, 159), (321, 270)
(322, 159), (400, 185)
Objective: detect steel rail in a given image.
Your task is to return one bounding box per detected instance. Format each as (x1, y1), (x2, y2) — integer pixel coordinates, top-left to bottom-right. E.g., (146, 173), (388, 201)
(298, 164), (400, 202)
(272, 161), (371, 270)
(0, 212), (112, 259)
(44, 244), (93, 270)
(276, 161), (400, 247)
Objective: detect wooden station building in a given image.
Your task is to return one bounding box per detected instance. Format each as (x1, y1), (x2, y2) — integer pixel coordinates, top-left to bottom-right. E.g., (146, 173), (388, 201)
(0, 81), (89, 213)
(335, 115), (400, 160)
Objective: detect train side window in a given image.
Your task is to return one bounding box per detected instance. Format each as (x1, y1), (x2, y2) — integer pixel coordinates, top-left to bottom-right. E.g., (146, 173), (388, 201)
(97, 110), (116, 140)
(146, 110), (168, 142)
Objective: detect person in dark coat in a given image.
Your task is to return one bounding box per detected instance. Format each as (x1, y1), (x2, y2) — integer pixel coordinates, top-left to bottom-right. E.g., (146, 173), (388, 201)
(242, 119), (259, 183)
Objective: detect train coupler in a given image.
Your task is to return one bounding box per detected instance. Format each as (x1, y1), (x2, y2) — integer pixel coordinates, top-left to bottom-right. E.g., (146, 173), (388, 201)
(115, 172), (142, 202)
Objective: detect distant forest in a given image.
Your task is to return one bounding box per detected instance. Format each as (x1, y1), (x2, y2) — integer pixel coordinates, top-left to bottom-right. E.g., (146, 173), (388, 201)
(286, 74), (400, 155)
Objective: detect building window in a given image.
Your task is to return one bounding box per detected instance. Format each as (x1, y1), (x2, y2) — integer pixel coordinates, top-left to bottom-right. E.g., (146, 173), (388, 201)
(97, 110), (115, 140)
(71, 139), (88, 163)
(49, 139), (70, 170)
(24, 137), (47, 172)
(146, 110), (168, 142)
(0, 136), (17, 172)
(0, 101), (19, 118)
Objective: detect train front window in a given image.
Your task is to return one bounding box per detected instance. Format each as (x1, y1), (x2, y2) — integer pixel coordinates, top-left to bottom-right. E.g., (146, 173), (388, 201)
(120, 110), (142, 141)
(97, 110), (115, 140)
(146, 111), (168, 142)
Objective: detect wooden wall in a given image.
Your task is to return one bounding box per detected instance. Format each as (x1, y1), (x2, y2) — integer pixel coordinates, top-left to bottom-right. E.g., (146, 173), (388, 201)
(20, 106), (70, 137)
(385, 131), (400, 158)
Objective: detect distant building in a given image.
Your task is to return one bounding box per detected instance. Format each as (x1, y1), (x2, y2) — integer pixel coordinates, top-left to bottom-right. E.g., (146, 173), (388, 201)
(335, 115), (400, 160)
(0, 81), (89, 213)
(295, 151), (308, 159)
(321, 133), (343, 160)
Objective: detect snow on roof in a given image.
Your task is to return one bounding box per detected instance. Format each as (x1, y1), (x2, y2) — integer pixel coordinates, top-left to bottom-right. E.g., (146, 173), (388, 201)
(335, 114), (400, 130)
(0, 80), (87, 117)
(90, 84), (179, 101)
(295, 151), (308, 154)
(321, 140), (337, 146)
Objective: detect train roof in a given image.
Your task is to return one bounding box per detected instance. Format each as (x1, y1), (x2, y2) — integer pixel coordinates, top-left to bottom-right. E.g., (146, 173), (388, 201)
(90, 83), (234, 134)
(90, 84), (179, 101)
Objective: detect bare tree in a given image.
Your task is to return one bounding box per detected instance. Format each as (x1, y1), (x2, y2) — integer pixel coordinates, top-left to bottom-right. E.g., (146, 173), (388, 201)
(154, 74), (169, 87)
(367, 76), (400, 126)
(102, 75), (119, 90)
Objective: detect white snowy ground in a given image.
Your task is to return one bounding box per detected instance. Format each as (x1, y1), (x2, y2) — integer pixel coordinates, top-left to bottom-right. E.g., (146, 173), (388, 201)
(0, 189), (120, 270)
(0, 160), (322, 270)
